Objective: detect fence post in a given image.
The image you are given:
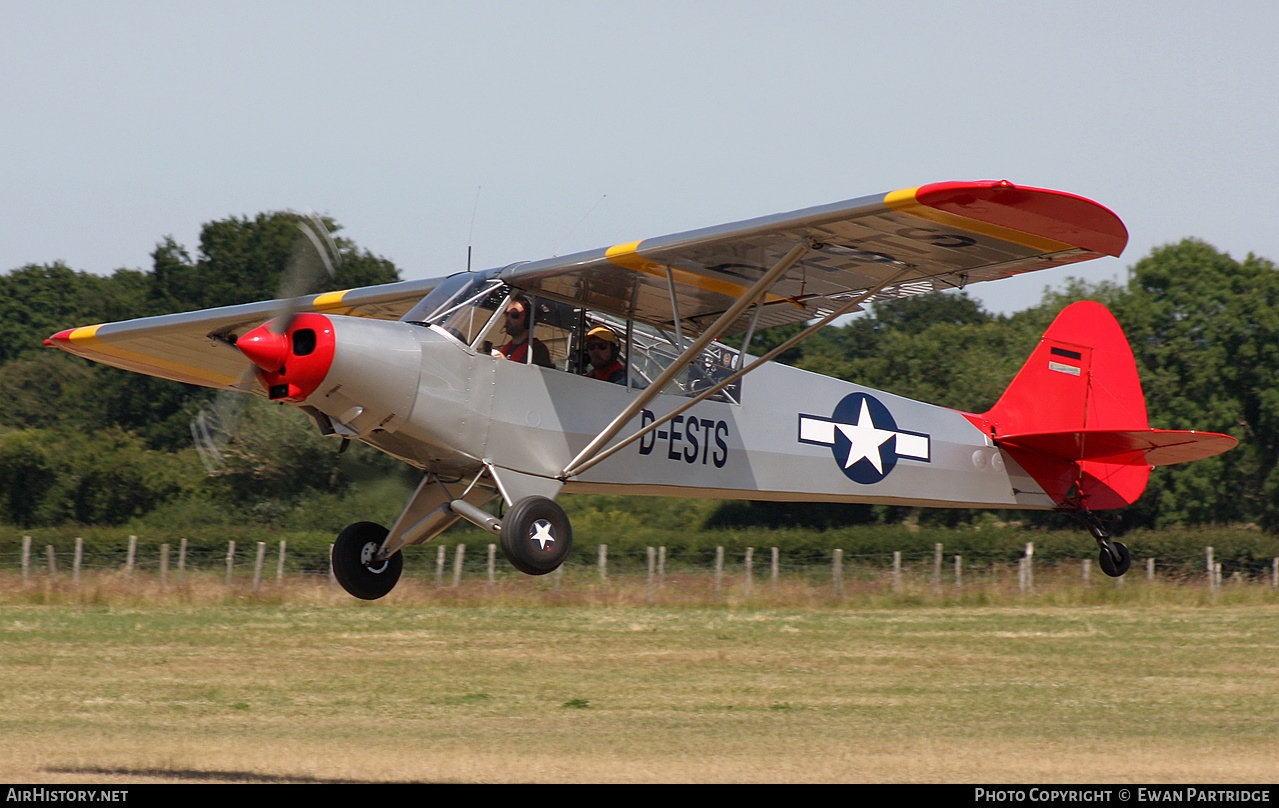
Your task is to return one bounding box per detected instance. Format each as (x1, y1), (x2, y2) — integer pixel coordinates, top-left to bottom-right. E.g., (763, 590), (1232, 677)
(598, 545), (608, 582)
(832, 549), (844, 598)
(744, 547), (753, 600)
(453, 544), (465, 587)
(1026, 542), (1034, 590)
(1146, 558), (1155, 581)
(225, 541), (236, 585)
(714, 546), (724, 597)
(1273, 558), (1278, 590)
(1206, 547), (1216, 592)
(277, 541), (287, 582)
(73, 537), (83, 585)
(771, 547), (779, 592)
(22, 536), (31, 582)
(46, 545), (57, 580)
(178, 538), (187, 583)
(892, 551), (901, 593)
(126, 535), (137, 578)
(954, 554), (962, 590)
(1082, 558), (1091, 585)
(253, 542), (266, 592)
(933, 543), (943, 593)
(646, 547), (655, 603)
(436, 545), (446, 587)
(658, 546), (666, 590)
(487, 544), (496, 588)
(160, 543), (170, 587)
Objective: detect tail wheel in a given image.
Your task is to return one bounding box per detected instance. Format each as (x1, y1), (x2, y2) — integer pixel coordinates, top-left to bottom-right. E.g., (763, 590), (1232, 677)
(332, 521), (403, 599)
(1098, 540), (1131, 578)
(500, 496), (572, 576)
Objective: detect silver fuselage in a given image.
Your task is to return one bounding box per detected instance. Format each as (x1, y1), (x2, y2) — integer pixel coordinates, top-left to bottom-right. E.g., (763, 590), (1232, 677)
(306, 316), (1053, 511)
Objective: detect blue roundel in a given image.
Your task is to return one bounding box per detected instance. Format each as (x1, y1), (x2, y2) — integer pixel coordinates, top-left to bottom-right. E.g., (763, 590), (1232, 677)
(830, 393), (899, 484)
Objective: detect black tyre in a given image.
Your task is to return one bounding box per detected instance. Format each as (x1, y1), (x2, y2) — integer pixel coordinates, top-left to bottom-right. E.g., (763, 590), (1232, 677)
(500, 496), (572, 576)
(331, 521), (403, 599)
(1098, 540), (1131, 578)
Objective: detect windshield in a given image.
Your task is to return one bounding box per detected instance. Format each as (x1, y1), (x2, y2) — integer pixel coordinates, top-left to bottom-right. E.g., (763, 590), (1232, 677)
(401, 270), (503, 325)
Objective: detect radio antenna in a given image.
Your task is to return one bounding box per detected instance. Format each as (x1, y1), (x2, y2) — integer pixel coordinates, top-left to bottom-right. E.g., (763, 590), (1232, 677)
(555, 194), (607, 256)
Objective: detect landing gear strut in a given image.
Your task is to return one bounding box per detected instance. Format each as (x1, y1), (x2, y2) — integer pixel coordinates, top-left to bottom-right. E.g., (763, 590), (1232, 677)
(1069, 510), (1131, 578)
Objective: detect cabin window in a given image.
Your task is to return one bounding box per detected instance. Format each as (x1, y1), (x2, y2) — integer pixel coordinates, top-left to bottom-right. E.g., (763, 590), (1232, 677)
(627, 321), (741, 404)
(405, 276), (742, 401)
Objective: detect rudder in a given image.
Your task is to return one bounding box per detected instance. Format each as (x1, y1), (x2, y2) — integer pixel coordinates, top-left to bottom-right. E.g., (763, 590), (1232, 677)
(967, 301), (1152, 510)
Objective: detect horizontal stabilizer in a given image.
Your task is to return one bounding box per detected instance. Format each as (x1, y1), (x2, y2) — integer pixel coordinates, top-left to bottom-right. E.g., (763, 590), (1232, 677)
(998, 429), (1238, 467)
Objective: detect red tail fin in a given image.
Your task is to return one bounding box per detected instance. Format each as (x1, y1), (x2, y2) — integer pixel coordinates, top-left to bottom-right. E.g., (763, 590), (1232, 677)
(965, 301), (1236, 510)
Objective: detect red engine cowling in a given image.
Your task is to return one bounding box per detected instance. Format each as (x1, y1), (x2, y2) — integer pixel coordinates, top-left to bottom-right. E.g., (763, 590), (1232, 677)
(237, 313), (336, 402)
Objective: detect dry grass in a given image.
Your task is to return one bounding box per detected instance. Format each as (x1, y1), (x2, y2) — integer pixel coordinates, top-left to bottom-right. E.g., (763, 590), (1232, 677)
(1, 572), (1278, 783)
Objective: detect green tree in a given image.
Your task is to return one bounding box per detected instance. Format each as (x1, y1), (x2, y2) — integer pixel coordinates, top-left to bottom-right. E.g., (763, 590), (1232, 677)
(153, 212), (401, 311)
(0, 427), (200, 526)
(0, 210), (407, 527)
(0, 429), (59, 527)
(1110, 240), (1279, 527)
(793, 292), (1019, 412)
(204, 397), (352, 502)
(0, 263), (133, 364)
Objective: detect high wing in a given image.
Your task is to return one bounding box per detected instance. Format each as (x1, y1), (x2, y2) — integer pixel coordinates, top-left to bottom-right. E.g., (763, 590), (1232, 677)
(45, 180), (1125, 397)
(501, 180), (1127, 335)
(44, 278), (441, 391)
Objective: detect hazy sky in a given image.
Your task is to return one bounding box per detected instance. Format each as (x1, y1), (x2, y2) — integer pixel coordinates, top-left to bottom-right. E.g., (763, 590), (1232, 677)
(5, 0), (1277, 315)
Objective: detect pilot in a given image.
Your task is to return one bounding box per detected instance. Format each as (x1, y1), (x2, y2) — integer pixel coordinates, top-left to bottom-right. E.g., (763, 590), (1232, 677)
(583, 325), (627, 384)
(493, 295), (552, 367)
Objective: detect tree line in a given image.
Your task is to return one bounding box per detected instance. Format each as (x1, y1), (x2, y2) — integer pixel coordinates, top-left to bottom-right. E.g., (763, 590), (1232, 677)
(0, 212), (1273, 534)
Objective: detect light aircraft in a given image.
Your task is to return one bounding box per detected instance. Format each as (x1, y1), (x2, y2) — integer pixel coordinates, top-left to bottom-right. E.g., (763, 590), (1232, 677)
(45, 181), (1237, 599)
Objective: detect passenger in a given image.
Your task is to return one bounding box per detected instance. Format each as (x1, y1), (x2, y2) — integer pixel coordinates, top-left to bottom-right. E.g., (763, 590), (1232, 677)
(493, 295), (552, 367)
(583, 326), (627, 384)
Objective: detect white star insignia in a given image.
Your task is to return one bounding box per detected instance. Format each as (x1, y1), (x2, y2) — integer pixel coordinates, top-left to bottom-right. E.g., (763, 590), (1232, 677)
(797, 396), (931, 484)
(836, 399), (897, 472)
(531, 519), (556, 550)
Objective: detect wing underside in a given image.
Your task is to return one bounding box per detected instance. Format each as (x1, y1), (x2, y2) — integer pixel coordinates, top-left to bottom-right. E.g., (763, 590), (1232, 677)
(45, 181), (1127, 392)
(45, 277), (441, 391)
(500, 180), (1127, 335)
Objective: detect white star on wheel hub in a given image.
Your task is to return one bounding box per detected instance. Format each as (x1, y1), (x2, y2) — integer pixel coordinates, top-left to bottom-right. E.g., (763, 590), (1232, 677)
(530, 519), (556, 550)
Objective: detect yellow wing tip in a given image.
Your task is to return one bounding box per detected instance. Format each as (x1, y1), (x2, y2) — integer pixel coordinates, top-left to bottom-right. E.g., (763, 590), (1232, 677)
(883, 187), (922, 210)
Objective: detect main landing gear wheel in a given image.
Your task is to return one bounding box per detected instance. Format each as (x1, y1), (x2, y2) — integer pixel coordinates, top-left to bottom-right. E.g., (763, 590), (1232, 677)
(500, 496), (573, 576)
(1098, 540), (1132, 578)
(331, 521), (403, 600)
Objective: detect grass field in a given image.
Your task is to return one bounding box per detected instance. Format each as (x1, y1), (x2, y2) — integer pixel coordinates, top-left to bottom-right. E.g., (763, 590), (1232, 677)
(2, 573), (1278, 784)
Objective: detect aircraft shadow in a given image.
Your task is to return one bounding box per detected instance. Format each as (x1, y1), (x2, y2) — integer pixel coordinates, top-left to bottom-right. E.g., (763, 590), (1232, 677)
(45, 766), (443, 785)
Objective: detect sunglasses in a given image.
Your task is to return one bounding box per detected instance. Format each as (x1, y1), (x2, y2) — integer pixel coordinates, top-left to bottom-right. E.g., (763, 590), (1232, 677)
(585, 341), (610, 351)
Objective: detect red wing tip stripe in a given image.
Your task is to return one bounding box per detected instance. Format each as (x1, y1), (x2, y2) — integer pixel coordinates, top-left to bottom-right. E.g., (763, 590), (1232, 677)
(910, 181), (1128, 257)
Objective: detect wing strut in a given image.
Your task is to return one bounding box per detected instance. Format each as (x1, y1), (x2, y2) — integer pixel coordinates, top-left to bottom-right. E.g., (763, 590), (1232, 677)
(561, 263), (921, 479)
(560, 240), (815, 479)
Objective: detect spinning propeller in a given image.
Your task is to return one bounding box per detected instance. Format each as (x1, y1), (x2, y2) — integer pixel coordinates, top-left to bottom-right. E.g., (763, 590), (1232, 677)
(191, 214), (342, 473)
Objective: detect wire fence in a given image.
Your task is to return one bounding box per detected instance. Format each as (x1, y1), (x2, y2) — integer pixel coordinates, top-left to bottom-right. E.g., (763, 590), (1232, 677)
(5, 535), (1279, 599)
